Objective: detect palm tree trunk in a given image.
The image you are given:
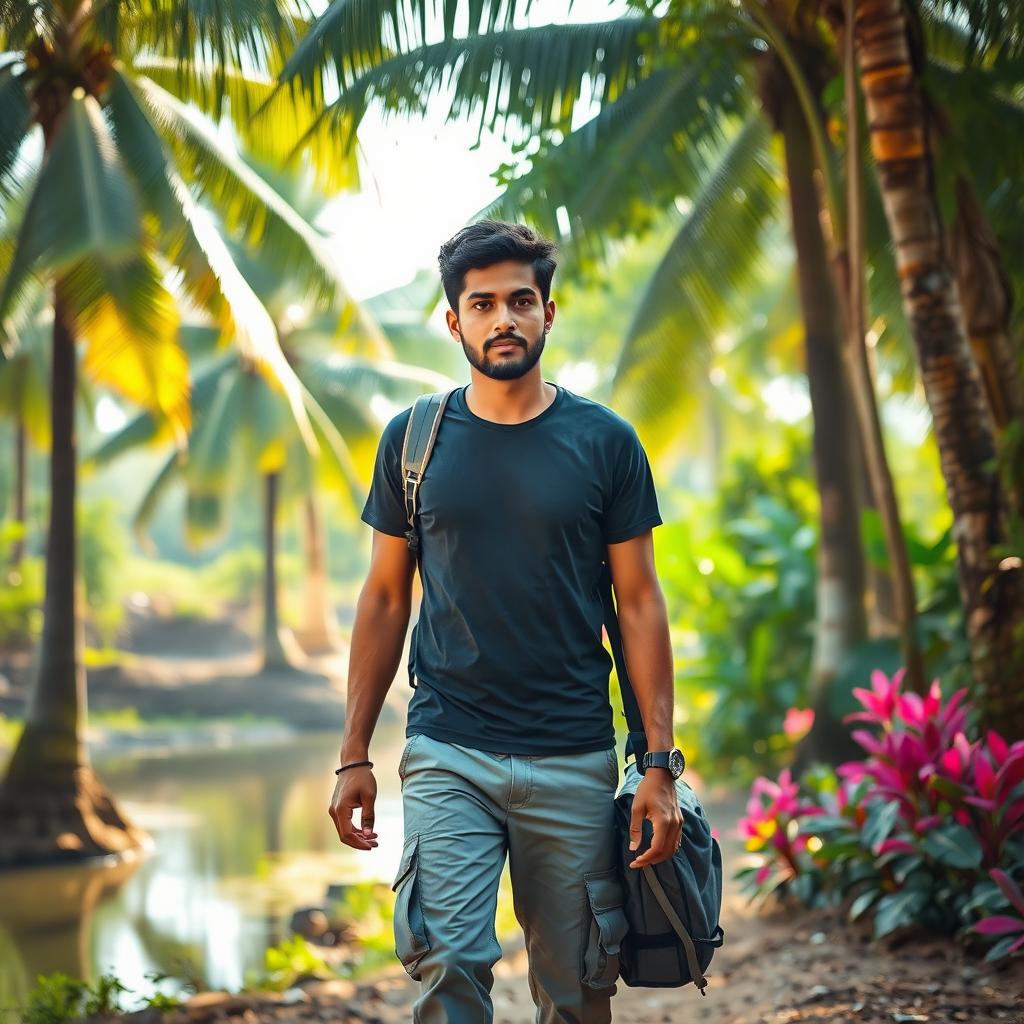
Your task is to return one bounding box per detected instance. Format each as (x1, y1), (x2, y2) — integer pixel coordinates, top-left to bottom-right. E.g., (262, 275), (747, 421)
(950, 176), (1024, 435)
(779, 90), (869, 766)
(854, 0), (1024, 733)
(10, 416), (27, 567)
(950, 176), (1024, 527)
(837, 0), (924, 691)
(261, 470), (291, 671)
(296, 494), (340, 654)
(0, 288), (145, 868)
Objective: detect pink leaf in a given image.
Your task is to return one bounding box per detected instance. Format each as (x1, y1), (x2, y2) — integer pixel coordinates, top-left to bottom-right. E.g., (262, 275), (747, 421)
(878, 838), (918, 855)
(964, 796), (998, 811)
(974, 750), (997, 799)
(987, 730), (1009, 764)
(973, 916), (1024, 936)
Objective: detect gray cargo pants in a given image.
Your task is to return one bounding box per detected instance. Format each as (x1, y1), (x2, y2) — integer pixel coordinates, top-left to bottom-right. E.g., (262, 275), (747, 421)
(392, 732), (628, 1023)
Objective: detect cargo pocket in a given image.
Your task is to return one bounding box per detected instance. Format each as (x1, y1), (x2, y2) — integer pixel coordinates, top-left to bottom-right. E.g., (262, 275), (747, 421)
(392, 832), (431, 978)
(581, 867), (629, 988)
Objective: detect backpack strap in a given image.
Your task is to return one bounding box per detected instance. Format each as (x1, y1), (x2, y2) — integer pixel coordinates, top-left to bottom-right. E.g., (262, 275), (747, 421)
(400, 389), (455, 692)
(640, 865), (709, 995)
(400, 390), (455, 558)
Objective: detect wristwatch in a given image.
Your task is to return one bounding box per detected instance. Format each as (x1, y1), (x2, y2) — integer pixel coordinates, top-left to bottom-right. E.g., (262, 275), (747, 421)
(640, 747), (686, 779)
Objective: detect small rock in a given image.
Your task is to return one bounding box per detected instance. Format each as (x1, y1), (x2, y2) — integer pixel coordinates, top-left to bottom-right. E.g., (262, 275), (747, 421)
(809, 985), (831, 998)
(892, 1015), (929, 1022)
(291, 907), (330, 939)
(809, 931), (827, 945)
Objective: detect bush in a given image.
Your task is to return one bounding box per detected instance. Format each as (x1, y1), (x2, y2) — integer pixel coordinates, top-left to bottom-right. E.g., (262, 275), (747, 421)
(735, 668), (1024, 961)
(18, 970), (180, 1022)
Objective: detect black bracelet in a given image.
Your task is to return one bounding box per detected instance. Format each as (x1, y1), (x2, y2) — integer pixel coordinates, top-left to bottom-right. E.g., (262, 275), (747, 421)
(335, 760), (373, 775)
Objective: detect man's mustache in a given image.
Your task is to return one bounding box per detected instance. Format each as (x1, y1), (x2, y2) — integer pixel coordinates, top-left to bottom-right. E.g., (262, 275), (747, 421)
(487, 333), (527, 348)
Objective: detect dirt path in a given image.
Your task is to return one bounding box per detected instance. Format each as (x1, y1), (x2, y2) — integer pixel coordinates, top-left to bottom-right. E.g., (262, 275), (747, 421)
(137, 885), (1023, 1024)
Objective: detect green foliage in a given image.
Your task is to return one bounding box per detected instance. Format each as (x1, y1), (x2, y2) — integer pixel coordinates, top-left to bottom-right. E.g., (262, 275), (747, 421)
(244, 935), (334, 992)
(79, 497), (129, 645)
(17, 969), (182, 1021)
(662, 434), (818, 778)
(20, 971), (130, 1024)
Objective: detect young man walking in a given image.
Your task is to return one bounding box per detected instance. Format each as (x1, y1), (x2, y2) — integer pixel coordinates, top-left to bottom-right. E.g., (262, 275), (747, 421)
(330, 220), (683, 1023)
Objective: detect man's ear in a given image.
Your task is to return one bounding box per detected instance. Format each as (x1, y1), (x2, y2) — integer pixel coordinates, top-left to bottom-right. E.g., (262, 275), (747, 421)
(445, 307), (461, 343)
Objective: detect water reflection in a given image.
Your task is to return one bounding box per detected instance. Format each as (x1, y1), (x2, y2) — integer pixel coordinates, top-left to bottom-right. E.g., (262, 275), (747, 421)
(0, 724), (409, 1010)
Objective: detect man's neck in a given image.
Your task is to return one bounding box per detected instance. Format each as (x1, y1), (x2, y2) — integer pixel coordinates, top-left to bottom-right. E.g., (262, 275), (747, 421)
(464, 370), (556, 425)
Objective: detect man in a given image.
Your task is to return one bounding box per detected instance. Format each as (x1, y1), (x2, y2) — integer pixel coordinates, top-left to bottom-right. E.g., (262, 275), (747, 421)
(330, 220), (682, 1023)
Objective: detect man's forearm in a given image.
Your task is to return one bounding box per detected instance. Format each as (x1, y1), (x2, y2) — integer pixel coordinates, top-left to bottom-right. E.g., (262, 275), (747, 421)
(616, 590), (675, 751)
(340, 587), (412, 762)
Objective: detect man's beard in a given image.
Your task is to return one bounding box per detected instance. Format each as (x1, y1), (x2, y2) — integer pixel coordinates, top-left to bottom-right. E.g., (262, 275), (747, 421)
(459, 327), (546, 381)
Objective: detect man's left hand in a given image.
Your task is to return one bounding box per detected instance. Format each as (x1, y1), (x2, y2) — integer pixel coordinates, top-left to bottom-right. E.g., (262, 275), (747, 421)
(627, 769), (682, 868)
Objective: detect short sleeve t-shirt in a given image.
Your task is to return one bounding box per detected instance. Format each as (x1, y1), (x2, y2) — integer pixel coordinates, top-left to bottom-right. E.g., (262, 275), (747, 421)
(360, 382), (663, 755)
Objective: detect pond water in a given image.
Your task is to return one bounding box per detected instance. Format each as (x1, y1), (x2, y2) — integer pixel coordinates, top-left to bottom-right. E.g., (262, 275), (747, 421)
(0, 723), (412, 1011)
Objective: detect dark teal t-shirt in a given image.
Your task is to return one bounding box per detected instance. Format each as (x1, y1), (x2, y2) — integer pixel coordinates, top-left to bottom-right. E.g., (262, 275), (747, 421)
(360, 382), (663, 755)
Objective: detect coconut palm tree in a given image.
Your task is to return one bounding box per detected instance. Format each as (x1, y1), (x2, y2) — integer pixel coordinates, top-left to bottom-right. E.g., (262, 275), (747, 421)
(850, 0), (1024, 733)
(0, 0), (358, 867)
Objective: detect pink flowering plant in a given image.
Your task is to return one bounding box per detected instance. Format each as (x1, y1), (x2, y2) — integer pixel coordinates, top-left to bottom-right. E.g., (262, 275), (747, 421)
(734, 669), (1024, 960)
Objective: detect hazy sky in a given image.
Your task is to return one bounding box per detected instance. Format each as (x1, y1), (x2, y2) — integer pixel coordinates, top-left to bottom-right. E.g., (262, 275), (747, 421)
(318, 0), (632, 300)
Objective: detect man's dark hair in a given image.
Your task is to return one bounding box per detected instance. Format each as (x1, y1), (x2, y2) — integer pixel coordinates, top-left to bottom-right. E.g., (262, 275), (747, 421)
(438, 220), (559, 311)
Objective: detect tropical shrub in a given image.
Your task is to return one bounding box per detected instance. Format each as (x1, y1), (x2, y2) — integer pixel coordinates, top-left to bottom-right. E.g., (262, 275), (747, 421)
(735, 669), (1024, 961)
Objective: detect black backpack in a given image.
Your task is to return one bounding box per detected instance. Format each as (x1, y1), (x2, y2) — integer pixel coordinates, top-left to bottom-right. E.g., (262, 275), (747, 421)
(399, 389), (725, 994)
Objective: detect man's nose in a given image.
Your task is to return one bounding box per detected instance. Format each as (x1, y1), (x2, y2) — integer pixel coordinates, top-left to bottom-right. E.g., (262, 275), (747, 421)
(494, 307), (517, 333)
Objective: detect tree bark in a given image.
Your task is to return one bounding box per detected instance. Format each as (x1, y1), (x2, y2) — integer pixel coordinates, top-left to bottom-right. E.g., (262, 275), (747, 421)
(854, 0), (1024, 733)
(0, 288), (146, 868)
(779, 89), (869, 766)
(950, 176), (1024, 435)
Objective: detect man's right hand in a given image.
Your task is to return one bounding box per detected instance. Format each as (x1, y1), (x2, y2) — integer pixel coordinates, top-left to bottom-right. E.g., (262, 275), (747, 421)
(329, 766), (379, 850)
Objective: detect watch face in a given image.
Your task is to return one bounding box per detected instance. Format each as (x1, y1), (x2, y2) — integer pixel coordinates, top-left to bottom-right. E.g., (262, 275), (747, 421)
(669, 749), (685, 778)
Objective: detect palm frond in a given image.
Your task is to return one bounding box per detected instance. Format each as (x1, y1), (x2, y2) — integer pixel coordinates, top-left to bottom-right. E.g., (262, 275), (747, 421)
(1, 0), (62, 48)
(125, 56), (359, 194)
(131, 71), (340, 308)
(276, 0), (534, 97)
(284, 16), (661, 160)
(0, 61), (29, 187)
(613, 115), (781, 450)
(108, 68), (325, 448)
(481, 56), (749, 272)
(111, 0), (304, 86)
(86, 353), (234, 467)
(918, 0), (1024, 62)
(0, 90), (141, 336)
(62, 249), (190, 437)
